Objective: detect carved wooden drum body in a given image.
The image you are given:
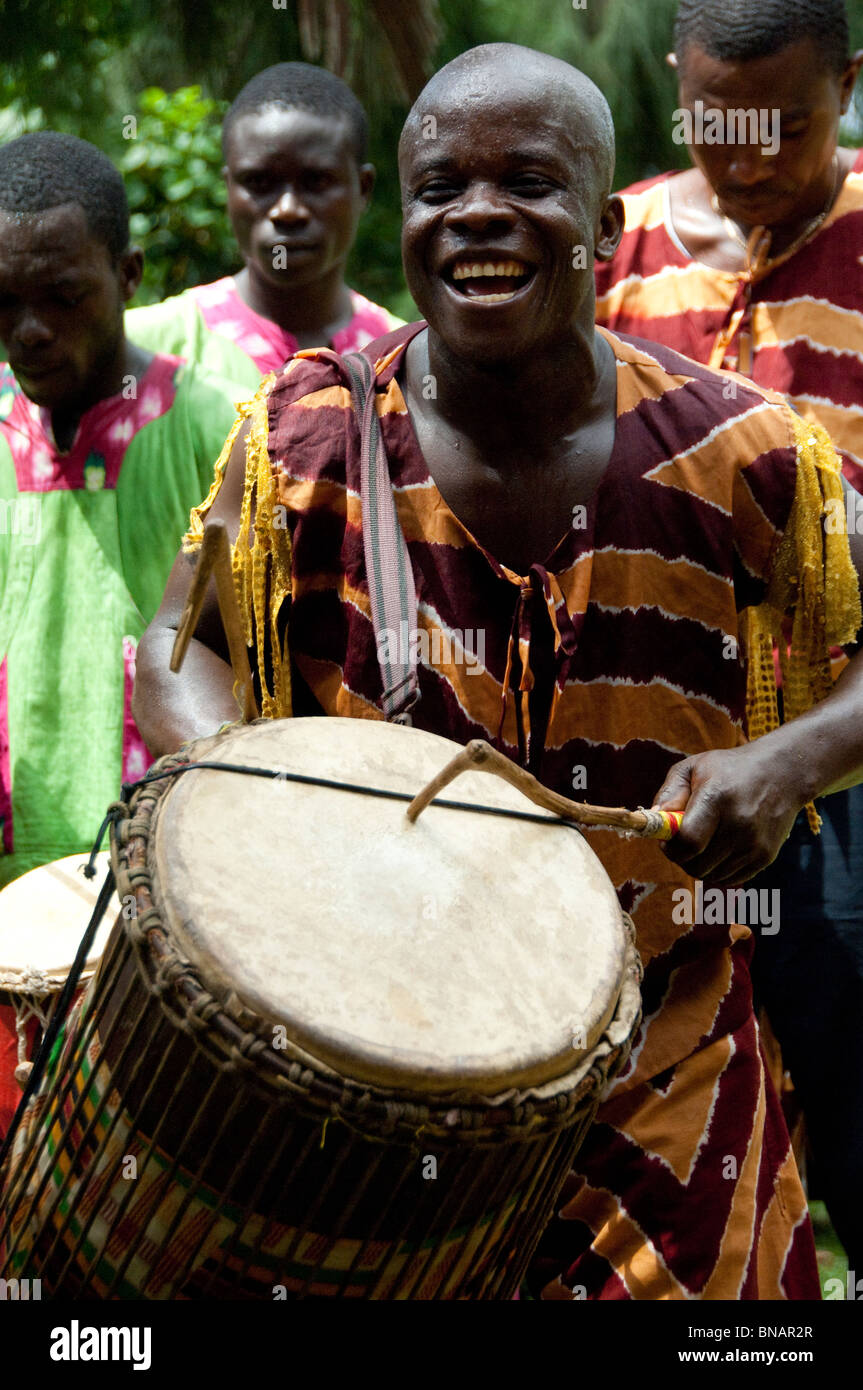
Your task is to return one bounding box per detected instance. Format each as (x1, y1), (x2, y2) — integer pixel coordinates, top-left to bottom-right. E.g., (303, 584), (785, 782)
(0, 718), (641, 1299)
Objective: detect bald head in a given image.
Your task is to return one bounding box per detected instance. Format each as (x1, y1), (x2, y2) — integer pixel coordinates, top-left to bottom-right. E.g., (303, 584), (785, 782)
(400, 44), (616, 196)
(398, 42), (625, 370)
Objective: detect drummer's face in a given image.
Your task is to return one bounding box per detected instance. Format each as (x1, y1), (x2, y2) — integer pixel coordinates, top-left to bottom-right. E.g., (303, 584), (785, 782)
(0, 203), (138, 413)
(399, 76), (620, 366)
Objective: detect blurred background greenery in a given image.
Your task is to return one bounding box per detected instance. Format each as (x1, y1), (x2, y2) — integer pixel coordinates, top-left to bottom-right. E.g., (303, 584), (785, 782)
(1, 0), (862, 319)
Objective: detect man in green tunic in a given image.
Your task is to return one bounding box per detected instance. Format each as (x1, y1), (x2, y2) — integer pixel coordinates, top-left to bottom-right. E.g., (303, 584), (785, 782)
(0, 131), (245, 1134)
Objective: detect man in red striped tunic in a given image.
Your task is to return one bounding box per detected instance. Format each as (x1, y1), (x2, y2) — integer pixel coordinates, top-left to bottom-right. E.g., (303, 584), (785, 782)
(136, 43), (863, 1298)
(595, 0), (863, 1270)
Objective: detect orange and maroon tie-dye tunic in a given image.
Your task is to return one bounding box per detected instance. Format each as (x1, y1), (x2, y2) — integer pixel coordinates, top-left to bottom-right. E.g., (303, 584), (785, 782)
(595, 153), (863, 491)
(194, 322), (858, 1298)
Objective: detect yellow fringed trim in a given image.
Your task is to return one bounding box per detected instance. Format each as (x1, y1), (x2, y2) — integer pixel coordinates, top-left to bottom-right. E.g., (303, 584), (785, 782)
(181, 371), (293, 719)
(744, 410), (862, 832)
(182, 380), (273, 553)
(242, 390), (293, 719)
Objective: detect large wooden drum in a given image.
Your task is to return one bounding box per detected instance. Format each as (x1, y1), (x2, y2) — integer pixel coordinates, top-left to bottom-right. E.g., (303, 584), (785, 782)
(0, 718), (641, 1299)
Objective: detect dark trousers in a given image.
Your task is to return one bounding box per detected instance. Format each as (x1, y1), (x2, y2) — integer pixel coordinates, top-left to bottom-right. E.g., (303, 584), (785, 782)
(751, 783), (863, 1268)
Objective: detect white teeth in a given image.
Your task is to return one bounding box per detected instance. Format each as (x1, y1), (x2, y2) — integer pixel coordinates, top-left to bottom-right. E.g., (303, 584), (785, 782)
(467, 291), (517, 303)
(451, 260), (528, 280)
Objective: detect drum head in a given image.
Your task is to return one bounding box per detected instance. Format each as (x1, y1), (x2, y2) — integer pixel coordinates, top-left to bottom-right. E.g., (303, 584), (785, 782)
(152, 719), (628, 1095)
(0, 851), (118, 988)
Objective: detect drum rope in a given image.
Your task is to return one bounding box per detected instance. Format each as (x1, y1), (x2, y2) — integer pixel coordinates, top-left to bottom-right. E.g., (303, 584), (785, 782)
(101, 756), (681, 843)
(107, 758), (589, 831)
(12, 990), (52, 1068)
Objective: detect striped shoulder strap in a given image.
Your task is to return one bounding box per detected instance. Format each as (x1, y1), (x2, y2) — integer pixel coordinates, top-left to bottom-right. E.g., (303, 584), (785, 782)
(343, 351), (419, 723)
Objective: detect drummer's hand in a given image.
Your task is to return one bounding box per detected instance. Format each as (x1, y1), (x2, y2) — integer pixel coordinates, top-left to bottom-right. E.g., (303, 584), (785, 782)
(650, 742), (802, 886)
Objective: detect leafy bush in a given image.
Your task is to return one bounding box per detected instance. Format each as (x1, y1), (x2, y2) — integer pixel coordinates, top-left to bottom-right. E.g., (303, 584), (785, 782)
(113, 86), (237, 306)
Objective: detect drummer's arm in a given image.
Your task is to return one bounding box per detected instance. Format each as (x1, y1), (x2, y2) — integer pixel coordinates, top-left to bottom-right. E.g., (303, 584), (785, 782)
(653, 481), (863, 887)
(133, 419), (253, 757)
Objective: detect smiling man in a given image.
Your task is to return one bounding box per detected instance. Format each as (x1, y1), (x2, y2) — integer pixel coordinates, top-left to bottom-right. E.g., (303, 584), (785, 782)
(594, 0), (863, 1271)
(134, 44), (863, 1300)
(127, 63), (401, 387)
(0, 132), (242, 1136)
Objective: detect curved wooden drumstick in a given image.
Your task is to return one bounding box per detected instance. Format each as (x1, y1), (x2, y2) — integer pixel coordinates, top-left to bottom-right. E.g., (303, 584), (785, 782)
(406, 739), (683, 840)
(170, 519), (259, 722)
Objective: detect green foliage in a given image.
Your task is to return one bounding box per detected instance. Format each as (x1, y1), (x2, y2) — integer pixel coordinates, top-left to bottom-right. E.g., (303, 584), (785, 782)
(111, 87), (236, 306)
(349, 102), (416, 322)
(0, 3), (138, 133)
(3, 0), (863, 312)
(809, 1200), (848, 1292)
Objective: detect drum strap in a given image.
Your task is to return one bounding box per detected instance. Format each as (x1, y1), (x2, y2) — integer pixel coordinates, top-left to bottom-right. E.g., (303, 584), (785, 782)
(343, 351), (420, 723)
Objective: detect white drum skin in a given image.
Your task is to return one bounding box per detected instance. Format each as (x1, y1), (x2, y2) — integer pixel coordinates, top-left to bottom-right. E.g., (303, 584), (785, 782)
(0, 851), (117, 1001)
(153, 718), (629, 1094)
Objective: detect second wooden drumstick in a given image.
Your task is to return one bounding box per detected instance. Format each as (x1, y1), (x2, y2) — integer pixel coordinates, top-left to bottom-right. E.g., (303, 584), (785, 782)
(170, 519), (259, 722)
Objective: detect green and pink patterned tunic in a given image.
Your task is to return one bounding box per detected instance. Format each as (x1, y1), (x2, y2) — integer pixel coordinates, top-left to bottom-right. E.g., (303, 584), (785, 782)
(126, 276), (404, 394)
(0, 353), (241, 887)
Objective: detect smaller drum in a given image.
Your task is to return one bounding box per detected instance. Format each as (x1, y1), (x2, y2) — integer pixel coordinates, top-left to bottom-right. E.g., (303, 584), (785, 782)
(0, 853), (118, 1086)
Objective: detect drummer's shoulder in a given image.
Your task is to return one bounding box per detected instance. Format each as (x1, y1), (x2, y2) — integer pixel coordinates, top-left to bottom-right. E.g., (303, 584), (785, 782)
(268, 322), (422, 405)
(254, 324), (421, 481)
